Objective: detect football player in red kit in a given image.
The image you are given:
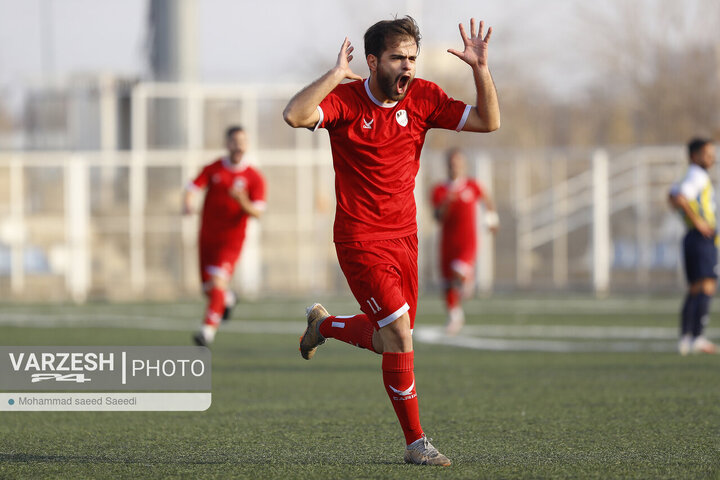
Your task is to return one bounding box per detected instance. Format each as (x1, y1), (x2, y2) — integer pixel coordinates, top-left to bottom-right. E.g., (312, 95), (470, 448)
(432, 148), (498, 335)
(183, 126), (266, 346)
(283, 17), (499, 465)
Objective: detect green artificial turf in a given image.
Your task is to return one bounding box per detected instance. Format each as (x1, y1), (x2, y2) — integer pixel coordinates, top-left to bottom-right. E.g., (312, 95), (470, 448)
(0, 296), (718, 479)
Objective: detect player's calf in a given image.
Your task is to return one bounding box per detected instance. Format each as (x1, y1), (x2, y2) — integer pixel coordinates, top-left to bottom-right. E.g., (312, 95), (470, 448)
(222, 290), (238, 322)
(318, 313), (377, 352)
(193, 287), (224, 346)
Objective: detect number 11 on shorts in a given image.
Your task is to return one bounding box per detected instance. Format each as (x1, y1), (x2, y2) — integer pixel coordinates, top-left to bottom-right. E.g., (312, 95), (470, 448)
(366, 297), (381, 314)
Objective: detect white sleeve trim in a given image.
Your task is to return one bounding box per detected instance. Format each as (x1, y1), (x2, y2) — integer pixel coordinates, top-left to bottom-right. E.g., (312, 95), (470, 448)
(185, 181), (201, 192)
(455, 104), (472, 132)
(312, 105), (324, 132)
(679, 165), (708, 200)
(376, 303), (410, 328)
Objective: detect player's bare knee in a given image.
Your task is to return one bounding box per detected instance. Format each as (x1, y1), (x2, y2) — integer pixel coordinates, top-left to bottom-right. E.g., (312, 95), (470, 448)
(379, 314), (413, 352)
(210, 275), (228, 291)
(372, 330), (384, 354)
(702, 279), (717, 296)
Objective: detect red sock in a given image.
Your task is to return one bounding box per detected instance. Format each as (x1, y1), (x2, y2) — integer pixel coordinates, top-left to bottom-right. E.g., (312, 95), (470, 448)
(445, 287), (460, 310)
(204, 287), (225, 327)
(382, 351), (423, 445)
(319, 314), (376, 352)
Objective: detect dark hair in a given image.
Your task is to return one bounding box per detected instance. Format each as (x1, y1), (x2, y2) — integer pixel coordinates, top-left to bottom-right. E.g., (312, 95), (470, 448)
(226, 125), (245, 139)
(688, 137), (712, 157)
(364, 15), (421, 59)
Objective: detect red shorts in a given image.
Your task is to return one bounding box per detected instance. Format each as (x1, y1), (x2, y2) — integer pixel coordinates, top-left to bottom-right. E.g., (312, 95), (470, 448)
(198, 239), (243, 290)
(440, 241), (476, 283)
(335, 235), (418, 329)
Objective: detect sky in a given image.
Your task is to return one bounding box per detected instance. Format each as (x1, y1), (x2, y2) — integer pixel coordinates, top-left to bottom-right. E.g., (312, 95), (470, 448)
(0, 0), (590, 105)
(0, 0), (717, 113)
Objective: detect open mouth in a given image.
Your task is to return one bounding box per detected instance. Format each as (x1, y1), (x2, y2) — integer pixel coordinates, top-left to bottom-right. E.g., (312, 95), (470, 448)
(396, 74), (411, 96)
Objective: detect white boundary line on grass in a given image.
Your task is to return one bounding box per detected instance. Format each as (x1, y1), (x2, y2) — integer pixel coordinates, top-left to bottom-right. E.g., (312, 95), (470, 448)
(413, 327), (676, 353)
(1, 312), (713, 353)
(0, 312), (304, 333)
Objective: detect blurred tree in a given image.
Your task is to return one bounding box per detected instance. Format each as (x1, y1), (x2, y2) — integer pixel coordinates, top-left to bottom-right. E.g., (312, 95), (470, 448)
(576, 0), (720, 144)
(425, 0), (720, 148)
(0, 98), (12, 132)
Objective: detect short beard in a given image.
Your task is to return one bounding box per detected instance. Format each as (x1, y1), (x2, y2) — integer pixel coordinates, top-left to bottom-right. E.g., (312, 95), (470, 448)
(377, 69), (404, 102)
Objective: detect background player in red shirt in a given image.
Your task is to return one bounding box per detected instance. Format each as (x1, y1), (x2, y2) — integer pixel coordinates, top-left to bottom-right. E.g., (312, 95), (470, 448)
(432, 148), (499, 336)
(183, 126), (266, 347)
(283, 16), (499, 466)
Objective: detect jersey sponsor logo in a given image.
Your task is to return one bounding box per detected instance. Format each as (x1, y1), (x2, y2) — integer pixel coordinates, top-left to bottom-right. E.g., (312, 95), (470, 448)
(232, 178), (247, 190)
(395, 109), (408, 127)
(362, 118), (374, 129)
(388, 381), (416, 400)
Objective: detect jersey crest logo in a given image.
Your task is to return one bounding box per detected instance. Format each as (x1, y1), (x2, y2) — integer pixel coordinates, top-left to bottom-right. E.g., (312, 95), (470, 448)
(212, 174), (221, 184)
(395, 109), (408, 127)
(233, 178), (247, 191)
(362, 118), (374, 129)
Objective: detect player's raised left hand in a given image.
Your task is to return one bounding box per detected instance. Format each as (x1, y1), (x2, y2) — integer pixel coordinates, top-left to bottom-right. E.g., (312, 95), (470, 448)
(447, 18), (492, 69)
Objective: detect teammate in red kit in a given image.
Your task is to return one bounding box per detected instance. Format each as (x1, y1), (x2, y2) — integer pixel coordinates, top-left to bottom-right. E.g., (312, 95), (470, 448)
(432, 148), (498, 336)
(283, 16), (499, 465)
(183, 126), (266, 347)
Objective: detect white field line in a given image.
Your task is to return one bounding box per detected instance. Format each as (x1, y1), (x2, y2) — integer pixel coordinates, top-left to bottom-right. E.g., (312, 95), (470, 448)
(460, 325), (679, 339)
(422, 298), (685, 316)
(0, 296), (685, 319)
(0, 312), (717, 353)
(0, 312), (304, 334)
(413, 328), (676, 353)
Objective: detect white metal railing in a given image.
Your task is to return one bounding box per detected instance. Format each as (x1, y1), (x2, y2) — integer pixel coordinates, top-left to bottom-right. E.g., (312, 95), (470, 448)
(0, 78), (698, 301)
(0, 149), (333, 302)
(514, 146), (693, 293)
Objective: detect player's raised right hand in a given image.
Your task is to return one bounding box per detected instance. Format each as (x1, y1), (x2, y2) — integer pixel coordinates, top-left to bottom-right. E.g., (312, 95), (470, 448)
(335, 37), (363, 81)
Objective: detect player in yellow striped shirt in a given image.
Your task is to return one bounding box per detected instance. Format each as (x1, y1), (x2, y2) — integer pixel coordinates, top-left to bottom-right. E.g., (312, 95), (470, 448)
(669, 137), (717, 355)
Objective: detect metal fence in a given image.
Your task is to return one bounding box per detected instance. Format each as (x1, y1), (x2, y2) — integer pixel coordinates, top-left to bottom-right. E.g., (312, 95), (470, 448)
(0, 81), (698, 302)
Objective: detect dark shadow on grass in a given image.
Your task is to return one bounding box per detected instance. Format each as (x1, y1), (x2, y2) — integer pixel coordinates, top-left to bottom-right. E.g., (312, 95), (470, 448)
(0, 453), (226, 465)
(212, 364), (378, 374)
(0, 452), (402, 466)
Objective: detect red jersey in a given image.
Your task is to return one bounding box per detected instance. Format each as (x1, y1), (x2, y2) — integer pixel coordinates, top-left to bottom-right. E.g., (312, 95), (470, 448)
(317, 78), (471, 242)
(189, 157), (266, 248)
(432, 178), (484, 256)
